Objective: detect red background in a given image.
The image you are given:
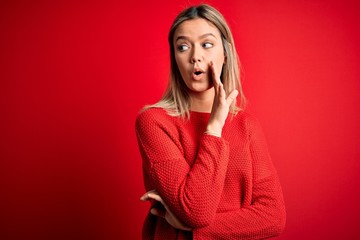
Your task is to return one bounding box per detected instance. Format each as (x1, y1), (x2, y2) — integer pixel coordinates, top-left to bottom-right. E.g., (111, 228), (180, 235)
(1, 0), (360, 239)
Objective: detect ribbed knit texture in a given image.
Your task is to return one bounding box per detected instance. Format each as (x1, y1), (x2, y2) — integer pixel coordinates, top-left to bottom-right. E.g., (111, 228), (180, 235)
(135, 108), (286, 240)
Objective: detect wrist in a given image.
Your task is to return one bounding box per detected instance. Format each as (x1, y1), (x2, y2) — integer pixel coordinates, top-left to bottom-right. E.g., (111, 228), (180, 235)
(205, 125), (222, 137)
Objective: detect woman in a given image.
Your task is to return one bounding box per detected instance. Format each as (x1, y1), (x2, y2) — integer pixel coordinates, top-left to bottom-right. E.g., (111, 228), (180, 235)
(135, 4), (286, 239)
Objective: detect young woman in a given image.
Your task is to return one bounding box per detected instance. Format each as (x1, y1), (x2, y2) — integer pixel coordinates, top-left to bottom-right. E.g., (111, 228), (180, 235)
(135, 4), (286, 239)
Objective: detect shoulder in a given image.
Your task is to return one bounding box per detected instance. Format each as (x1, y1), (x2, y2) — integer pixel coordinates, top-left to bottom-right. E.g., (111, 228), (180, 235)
(135, 107), (178, 132)
(227, 111), (266, 140)
(136, 107), (166, 123)
(233, 110), (257, 122)
(231, 111), (261, 130)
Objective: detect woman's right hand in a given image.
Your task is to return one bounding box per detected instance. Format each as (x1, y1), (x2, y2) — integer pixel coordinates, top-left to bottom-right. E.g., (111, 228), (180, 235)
(206, 61), (238, 137)
(141, 190), (192, 231)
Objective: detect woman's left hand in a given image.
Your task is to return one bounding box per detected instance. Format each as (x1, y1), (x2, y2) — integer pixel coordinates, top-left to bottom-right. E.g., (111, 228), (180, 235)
(206, 61), (238, 137)
(140, 190), (192, 231)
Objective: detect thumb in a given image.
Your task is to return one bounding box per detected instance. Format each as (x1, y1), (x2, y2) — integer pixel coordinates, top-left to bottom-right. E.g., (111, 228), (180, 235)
(150, 208), (166, 218)
(226, 89), (238, 105)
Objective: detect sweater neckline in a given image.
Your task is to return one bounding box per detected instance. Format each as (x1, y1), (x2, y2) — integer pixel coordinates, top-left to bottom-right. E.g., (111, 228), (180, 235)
(190, 110), (211, 115)
(189, 110), (211, 121)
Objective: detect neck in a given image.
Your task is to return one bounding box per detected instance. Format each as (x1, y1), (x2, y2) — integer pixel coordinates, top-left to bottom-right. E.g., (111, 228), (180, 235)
(189, 87), (214, 113)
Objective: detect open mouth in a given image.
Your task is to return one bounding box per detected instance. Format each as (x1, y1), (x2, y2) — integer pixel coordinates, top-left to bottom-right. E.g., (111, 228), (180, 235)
(192, 68), (205, 80)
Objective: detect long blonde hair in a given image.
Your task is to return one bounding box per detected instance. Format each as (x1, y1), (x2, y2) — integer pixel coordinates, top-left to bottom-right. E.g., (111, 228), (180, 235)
(146, 4), (246, 118)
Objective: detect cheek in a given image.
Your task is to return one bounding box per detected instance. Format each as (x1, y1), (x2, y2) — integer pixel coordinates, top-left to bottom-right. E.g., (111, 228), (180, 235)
(211, 47), (225, 67)
(176, 57), (191, 80)
(214, 55), (225, 75)
(175, 55), (185, 71)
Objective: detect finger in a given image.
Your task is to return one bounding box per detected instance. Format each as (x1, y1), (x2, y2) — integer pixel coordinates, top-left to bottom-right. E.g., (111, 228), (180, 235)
(165, 209), (193, 231)
(211, 61), (221, 84)
(218, 82), (226, 99)
(210, 61), (221, 89)
(140, 189), (158, 201)
(150, 208), (166, 218)
(226, 89), (239, 105)
(146, 192), (164, 204)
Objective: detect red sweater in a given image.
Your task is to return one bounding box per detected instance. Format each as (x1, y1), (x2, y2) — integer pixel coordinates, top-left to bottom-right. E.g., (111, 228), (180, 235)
(135, 108), (286, 240)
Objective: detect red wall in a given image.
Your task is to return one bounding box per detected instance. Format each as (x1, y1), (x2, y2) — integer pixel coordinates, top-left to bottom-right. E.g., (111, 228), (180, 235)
(1, 0), (360, 239)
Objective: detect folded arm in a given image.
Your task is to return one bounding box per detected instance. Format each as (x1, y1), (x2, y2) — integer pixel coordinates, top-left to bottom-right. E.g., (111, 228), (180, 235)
(136, 111), (230, 228)
(193, 174), (286, 239)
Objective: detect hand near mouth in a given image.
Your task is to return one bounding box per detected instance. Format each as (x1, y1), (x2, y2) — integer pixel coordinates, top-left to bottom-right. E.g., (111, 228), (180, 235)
(205, 61), (238, 137)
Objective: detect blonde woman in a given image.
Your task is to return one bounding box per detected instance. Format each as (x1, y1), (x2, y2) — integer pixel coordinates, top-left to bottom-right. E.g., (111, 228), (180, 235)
(136, 4), (286, 239)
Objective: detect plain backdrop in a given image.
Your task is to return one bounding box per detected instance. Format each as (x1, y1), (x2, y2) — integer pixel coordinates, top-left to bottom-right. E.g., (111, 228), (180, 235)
(1, 0), (360, 239)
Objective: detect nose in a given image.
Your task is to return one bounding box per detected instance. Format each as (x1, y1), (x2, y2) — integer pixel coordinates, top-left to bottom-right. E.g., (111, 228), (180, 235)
(190, 46), (202, 63)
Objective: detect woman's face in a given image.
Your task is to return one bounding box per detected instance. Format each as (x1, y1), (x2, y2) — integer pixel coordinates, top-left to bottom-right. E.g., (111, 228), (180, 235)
(173, 18), (225, 93)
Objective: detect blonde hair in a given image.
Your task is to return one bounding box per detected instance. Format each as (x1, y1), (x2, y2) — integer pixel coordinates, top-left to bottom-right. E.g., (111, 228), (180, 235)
(146, 4), (246, 118)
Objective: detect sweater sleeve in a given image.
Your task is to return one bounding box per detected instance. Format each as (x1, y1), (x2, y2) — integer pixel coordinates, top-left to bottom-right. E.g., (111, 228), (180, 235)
(193, 117), (286, 239)
(135, 110), (230, 228)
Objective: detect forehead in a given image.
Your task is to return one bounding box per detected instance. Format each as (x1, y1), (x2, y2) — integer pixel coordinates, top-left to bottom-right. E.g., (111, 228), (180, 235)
(174, 18), (221, 40)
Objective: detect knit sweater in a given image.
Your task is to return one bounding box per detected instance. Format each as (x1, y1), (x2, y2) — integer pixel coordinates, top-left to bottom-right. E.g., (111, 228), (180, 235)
(135, 108), (286, 240)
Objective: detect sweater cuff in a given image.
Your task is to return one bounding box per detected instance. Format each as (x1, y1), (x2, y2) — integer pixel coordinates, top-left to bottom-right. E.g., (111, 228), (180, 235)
(201, 133), (229, 149)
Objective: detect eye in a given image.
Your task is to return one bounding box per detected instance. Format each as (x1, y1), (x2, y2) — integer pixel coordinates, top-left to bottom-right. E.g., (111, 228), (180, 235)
(203, 42), (213, 49)
(177, 44), (189, 52)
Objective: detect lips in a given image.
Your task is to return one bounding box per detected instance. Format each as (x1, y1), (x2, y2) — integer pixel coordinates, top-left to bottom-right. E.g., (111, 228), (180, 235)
(192, 68), (205, 80)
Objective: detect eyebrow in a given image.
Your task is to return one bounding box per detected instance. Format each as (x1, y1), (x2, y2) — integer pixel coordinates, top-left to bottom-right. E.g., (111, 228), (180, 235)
(175, 33), (217, 42)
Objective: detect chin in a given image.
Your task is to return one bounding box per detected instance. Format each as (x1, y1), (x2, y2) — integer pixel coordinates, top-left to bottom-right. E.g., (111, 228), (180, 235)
(184, 78), (213, 93)
(187, 85), (213, 93)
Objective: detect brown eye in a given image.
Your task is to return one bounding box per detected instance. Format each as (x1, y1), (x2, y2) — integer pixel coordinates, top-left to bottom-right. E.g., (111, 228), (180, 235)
(203, 42), (213, 48)
(177, 44), (189, 52)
